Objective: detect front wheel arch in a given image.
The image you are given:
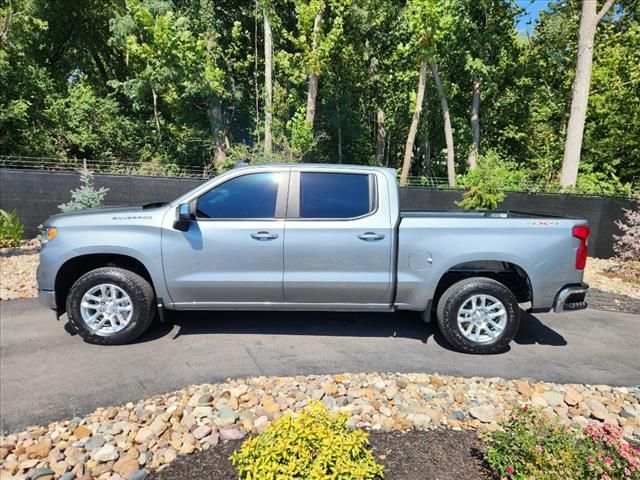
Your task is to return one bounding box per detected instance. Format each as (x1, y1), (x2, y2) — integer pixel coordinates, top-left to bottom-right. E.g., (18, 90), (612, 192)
(55, 254), (155, 315)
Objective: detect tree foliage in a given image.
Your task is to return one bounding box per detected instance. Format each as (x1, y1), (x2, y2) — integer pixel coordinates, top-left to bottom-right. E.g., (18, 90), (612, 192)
(0, 0), (638, 194)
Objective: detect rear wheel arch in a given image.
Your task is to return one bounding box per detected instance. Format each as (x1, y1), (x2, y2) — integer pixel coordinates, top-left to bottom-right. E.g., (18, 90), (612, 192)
(54, 254), (156, 314)
(431, 259), (532, 311)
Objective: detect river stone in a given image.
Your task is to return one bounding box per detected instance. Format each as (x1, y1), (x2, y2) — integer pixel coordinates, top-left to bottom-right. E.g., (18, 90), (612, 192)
(84, 435), (106, 451)
(193, 406), (213, 418)
(469, 405), (499, 423)
(59, 473), (76, 480)
(93, 444), (119, 462)
(543, 391), (564, 406)
(515, 380), (532, 399)
(113, 456), (139, 478)
(149, 419), (167, 436)
(586, 399), (609, 420)
(128, 469), (149, 480)
(322, 395), (337, 410)
(214, 407), (238, 426)
(219, 428), (245, 441)
(192, 425), (212, 440)
(30, 468), (56, 479)
(564, 388), (583, 406)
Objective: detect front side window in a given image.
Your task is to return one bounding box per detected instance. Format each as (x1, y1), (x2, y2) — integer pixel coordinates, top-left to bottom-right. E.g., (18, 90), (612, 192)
(299, 172), (372, 219)
(196, 173), (279, 219)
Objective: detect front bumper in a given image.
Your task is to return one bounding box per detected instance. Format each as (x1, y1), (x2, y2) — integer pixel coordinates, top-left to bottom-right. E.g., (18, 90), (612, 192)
(553, 283), (589, 312)
(38, 289), (57, 311)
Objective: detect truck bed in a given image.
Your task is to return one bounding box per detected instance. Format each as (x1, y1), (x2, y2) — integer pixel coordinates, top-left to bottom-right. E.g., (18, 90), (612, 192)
(400, 210), (571, 219)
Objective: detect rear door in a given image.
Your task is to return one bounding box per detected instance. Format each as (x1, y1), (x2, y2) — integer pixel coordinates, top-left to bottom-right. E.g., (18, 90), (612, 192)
(162, 169), (289, 307)
(283, 169), (393, 306)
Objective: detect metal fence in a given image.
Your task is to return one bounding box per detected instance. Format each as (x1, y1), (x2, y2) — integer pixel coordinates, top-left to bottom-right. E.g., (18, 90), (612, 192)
(0, 155), (212, 178)
(1, 155), (637, 197)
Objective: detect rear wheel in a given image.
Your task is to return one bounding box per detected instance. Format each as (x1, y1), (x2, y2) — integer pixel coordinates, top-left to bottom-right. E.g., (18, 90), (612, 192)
(436, 277), (520, 354)
(66, 267), (155, 345)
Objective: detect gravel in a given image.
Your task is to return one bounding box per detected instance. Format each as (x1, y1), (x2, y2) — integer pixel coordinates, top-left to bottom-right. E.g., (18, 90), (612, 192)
(0, 241), (39, 301)
(1, 372), (638, 479)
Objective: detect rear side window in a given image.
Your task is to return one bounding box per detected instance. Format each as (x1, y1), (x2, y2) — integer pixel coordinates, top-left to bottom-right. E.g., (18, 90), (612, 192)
(196, 173), (278, 219)
(299, 172), (372, 219)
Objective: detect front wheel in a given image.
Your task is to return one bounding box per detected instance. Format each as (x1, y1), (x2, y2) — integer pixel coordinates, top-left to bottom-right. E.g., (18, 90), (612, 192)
(436, 277), (520, 354)
(66, 267), (155, 345)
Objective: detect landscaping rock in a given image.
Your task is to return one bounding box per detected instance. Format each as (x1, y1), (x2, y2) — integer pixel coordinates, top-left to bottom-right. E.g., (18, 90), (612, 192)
(469, 405), (500, 424)
(564, 388), (582, 406)
(93, 444), (119, 462)
(543, 391), (564, 407)
(29, 468), (55, 479)
(128, 469), (150, 480)
(1, 372), (636, 480)
(83, 435), (106, 451)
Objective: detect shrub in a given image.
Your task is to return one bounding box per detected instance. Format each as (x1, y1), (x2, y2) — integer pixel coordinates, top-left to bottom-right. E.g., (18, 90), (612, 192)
(486, 406), (640, 480)
(230, 401), (384, 480)
(614, 194), (640, 262)
(456, 150), (527, 210)
(58, 160), (109, 213)
(485, 406), (582, 479)
(0, 209), (24, 248)
(581, 422), (640, 480)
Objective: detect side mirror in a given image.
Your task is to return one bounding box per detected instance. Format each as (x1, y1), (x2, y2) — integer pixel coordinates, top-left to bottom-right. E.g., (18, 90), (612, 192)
(173, 203), (191, 231)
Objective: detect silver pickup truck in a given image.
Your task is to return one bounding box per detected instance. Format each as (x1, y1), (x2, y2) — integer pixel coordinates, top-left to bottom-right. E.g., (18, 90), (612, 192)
(37, 164), (589, 353)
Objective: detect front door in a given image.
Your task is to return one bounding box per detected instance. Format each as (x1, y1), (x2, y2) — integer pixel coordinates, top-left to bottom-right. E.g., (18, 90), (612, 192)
(283, 170), (393, 306)
(162, 170), (289, 307)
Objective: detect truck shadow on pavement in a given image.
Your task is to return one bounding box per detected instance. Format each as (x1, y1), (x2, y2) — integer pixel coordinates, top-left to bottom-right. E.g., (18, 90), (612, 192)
(100, 308), (567, 353)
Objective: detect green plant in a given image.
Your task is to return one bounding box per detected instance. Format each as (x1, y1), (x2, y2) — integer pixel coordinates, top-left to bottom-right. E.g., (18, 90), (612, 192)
(486, 405), (582, 479)
(230, 401), (384, 480)
(614, 194), (640, 262)
(581, 422), (640, 480)
(0, 209), (24, 248)
(456, 150), (527, 210)
(58, 160), (109, 213)
(485, 406), (640, 480)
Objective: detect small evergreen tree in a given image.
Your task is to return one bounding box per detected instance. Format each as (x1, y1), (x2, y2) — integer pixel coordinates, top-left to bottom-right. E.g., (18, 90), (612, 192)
(58, 161), (109, 212)
(613, 194), (640, 262)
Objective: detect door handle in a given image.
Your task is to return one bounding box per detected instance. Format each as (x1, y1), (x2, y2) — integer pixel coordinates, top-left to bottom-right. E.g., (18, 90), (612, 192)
(251, 231), (279, 241)
(357, 232), (385, 241)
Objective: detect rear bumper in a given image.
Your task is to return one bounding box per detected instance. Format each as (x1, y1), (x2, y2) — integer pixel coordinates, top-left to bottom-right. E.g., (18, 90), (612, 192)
(553, 283), (588, 313)
(38, 289), (57, 311)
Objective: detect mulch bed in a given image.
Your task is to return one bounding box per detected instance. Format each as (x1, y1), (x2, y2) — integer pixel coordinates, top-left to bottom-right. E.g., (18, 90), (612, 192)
(151, 429), (494, 480)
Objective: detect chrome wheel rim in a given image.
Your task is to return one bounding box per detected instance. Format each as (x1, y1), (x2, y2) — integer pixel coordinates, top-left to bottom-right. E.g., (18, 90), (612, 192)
(457, 294), (507, 344)
(80, 284), (133, 336)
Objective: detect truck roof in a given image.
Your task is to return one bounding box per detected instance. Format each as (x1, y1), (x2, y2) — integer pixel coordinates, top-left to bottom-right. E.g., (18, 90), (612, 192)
(233, 162), (394, 173)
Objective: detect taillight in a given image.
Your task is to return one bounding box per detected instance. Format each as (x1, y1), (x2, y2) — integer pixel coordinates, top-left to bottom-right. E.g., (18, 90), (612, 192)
(572, 225), (589, 270)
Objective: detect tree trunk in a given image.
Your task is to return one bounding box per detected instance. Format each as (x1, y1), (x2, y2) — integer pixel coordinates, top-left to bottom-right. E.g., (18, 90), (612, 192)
(151, 87), (161, 135)
(424, 121), (431, 177)
(400, 63), (427, 187)
(467, 79), (480, 170)
(430, 59), (456, 187)
(254, 0), (260, 140)
(560, 0), (616, 188)
(305, 11), (323, 125)
(376, 108), (386, 165)
(263, 10), (273, 155)
(209, 101), (227, 172)
(336, 100), (343, 163)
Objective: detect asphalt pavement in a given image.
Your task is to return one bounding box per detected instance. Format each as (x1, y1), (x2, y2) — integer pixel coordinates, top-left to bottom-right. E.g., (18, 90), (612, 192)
(1, 299), (638, 432)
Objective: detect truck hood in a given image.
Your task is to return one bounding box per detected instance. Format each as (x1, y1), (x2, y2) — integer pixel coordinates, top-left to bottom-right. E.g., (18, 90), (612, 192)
(45, 203), (168, 226)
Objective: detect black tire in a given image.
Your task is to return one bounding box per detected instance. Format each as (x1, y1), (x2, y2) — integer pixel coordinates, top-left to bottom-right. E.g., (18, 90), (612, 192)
(436, 277), (520, 354)
(66, 267), (155, 345)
